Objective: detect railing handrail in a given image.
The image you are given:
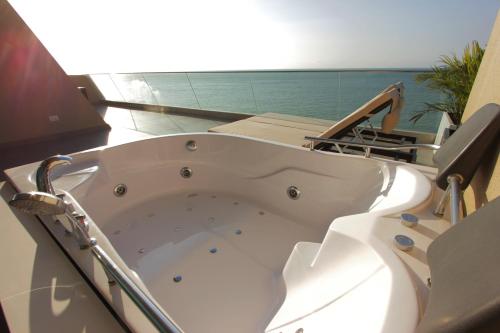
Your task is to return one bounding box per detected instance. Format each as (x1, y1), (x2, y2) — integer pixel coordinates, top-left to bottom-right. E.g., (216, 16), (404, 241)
(306, 136), (463, 224)
(305, 136), (441, 152)
(50, 192), (183, 333)
(90, 240), (182, 333)
(62, 192), (183, 333)
(34, 155), (183, 333)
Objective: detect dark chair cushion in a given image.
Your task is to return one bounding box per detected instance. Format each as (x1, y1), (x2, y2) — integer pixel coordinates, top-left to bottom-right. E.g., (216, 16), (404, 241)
(433, 103), (500, 190)
(416, 197), (500, 333)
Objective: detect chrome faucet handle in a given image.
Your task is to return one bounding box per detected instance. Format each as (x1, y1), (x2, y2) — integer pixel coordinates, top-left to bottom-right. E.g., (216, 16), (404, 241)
(35, 155), (72, 194)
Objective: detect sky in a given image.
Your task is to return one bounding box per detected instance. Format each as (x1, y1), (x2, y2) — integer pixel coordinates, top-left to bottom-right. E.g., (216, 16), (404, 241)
(8, 0), (500, 74)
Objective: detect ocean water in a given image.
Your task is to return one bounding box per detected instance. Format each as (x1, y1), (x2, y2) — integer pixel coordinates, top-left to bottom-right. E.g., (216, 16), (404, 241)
(96, 71), (444, 133)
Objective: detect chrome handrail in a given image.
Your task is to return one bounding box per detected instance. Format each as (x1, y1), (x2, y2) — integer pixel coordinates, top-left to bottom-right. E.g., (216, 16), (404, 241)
(447, 175), (462, 225)
(90, 240), (182, 333)
(306, 137), (464, 224)
(59, 203), (182, 333)
(53, 198), (182, 332)
(305, 136), (441, 154)
(434, 174), (464, 225)
(32, 156), (183, 333)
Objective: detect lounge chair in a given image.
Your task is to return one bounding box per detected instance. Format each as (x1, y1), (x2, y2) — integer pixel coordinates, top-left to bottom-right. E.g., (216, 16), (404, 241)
(303, 82), (413, 160)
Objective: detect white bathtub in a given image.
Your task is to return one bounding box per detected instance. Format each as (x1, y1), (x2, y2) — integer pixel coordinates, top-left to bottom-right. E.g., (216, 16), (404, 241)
(6, 133), (432, 333)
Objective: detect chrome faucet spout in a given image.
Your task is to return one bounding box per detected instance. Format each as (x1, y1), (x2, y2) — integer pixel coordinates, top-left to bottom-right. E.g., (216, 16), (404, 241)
(17, 155), (92, 247)
(35, 155), (72, 194)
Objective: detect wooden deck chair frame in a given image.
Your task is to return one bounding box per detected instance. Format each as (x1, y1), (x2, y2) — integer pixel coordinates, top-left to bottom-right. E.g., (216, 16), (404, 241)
(303, 82), (405, 149)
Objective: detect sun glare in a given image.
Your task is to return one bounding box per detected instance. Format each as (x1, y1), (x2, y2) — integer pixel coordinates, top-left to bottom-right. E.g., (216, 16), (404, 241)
(8, 0), (297, 74)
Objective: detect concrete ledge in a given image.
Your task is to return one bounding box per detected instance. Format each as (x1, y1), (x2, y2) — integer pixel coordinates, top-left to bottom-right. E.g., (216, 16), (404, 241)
(100, 101), (252, 122)
(0, 124), (110, 150)
(0, 126), (111, 179)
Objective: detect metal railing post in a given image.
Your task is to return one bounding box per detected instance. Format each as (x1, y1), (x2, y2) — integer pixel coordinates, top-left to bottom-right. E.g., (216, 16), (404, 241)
(447, 174), (463, 225)
(433, 185), (451, 217)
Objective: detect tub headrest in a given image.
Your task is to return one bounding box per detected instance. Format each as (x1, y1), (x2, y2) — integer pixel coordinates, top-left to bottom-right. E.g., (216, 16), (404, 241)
(433, 103), (500, 191)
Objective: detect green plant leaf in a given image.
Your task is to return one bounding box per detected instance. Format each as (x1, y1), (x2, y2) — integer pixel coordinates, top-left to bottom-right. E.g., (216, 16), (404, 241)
(413, 41), (484, 125)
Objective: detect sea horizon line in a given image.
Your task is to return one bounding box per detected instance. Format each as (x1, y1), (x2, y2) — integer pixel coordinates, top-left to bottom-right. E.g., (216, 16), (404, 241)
(85, 68), (433, 76)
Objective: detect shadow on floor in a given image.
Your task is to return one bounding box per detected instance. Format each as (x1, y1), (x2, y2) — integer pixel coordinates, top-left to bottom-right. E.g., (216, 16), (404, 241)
(1, 106), (229, 181)
(0, 128), (111, 181)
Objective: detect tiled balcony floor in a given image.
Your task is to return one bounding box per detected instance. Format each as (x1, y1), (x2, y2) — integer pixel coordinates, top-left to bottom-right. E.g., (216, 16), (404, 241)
(99, 107), (228, 137)
(0, 107), (230, 180)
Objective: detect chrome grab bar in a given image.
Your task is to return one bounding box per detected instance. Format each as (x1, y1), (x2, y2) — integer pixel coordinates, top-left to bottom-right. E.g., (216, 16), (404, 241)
(448, 175), (462, 225)
(305, 136), (441, 156)
(62, 195), (182, 333)
(91, 241), (181, 333)
(305, 137), (464, 224)
(12, 156), (183, 333)
(434, 174), (465, 225)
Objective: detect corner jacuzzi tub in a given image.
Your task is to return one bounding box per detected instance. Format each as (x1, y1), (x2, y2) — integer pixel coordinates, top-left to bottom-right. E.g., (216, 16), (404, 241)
(7, 133), (432, 333)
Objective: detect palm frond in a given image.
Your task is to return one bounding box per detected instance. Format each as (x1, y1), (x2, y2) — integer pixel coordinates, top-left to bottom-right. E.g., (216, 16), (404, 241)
(413, 41), (484, 125)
